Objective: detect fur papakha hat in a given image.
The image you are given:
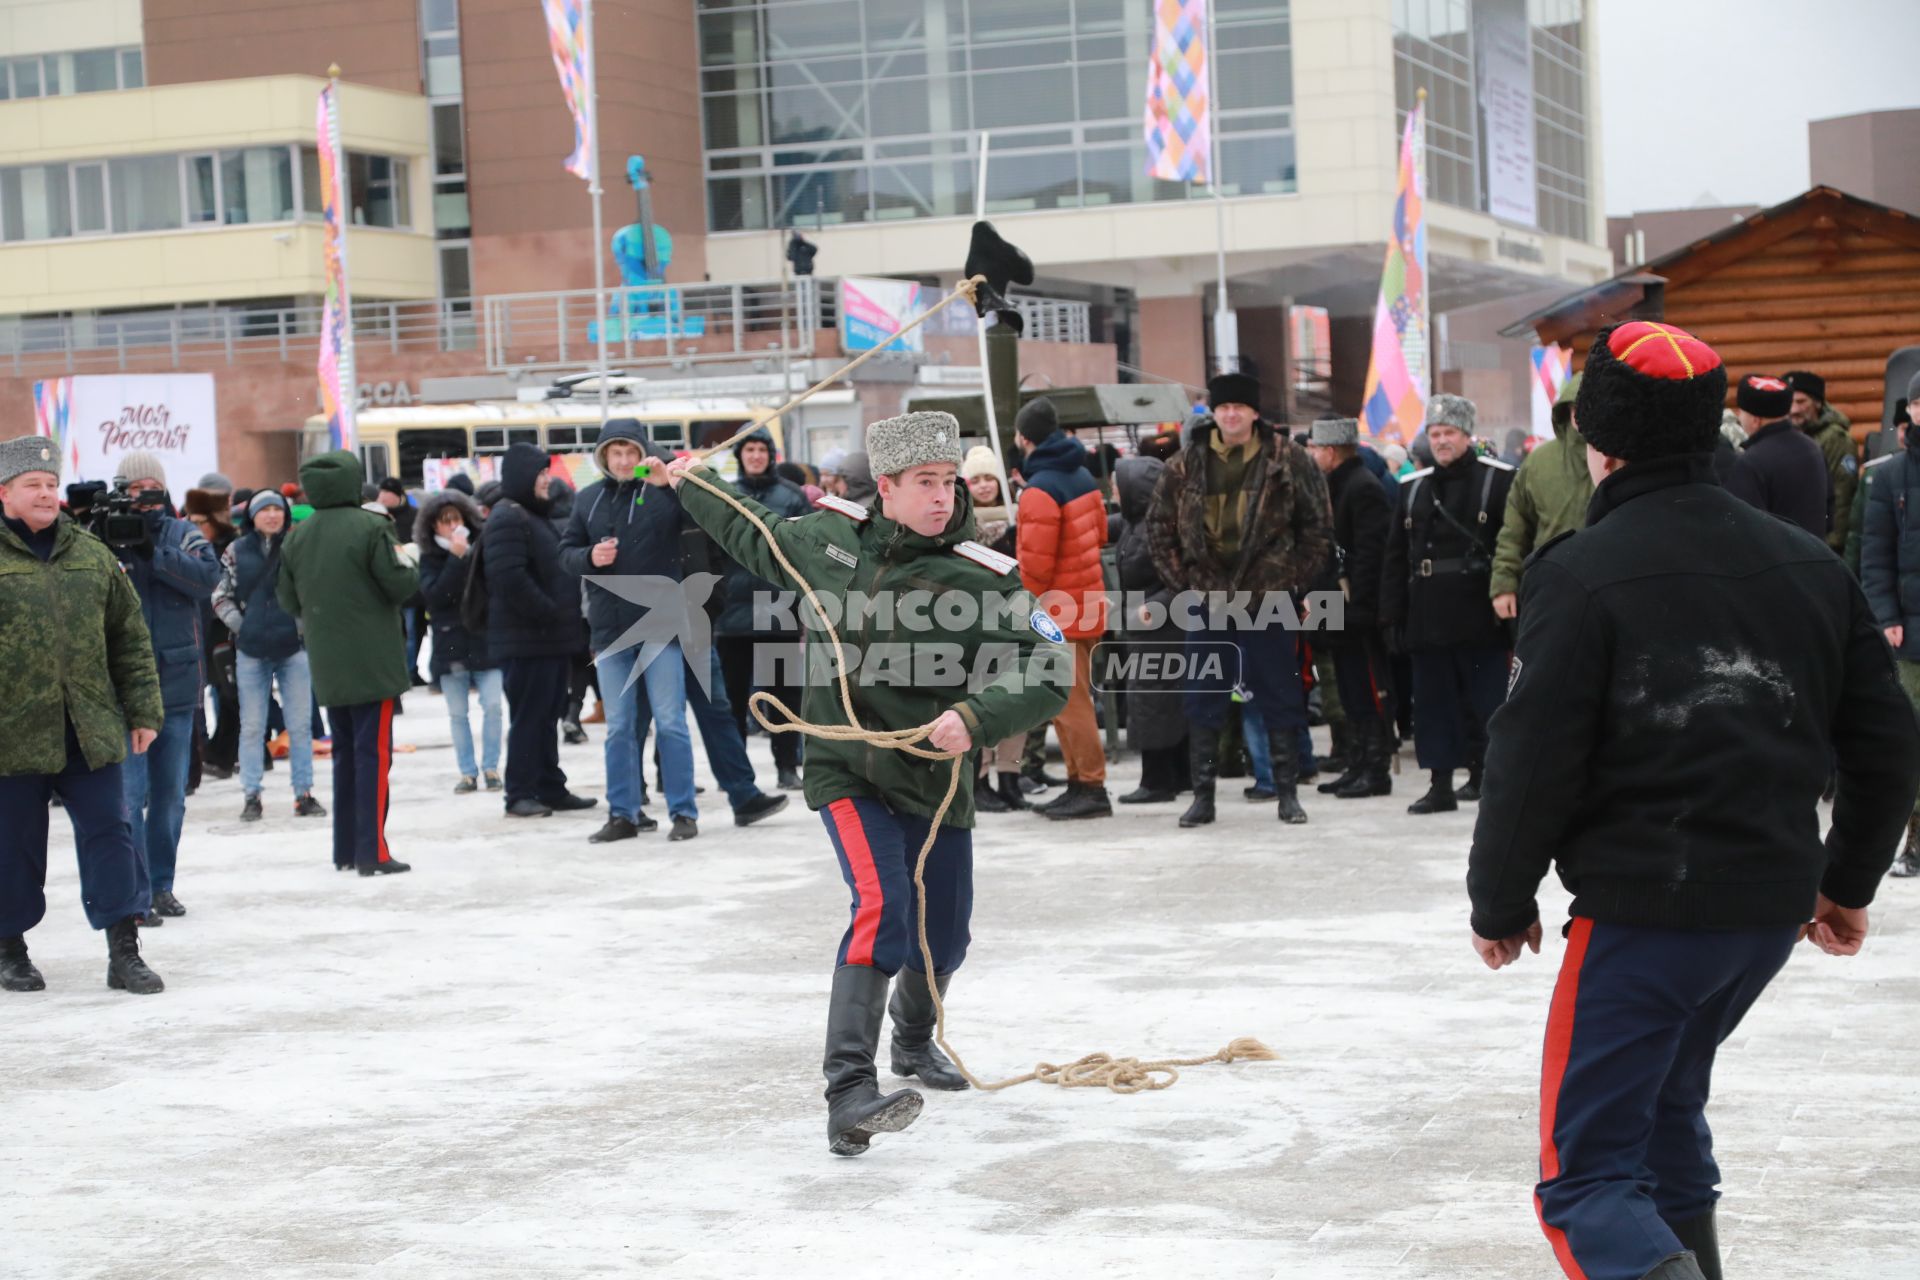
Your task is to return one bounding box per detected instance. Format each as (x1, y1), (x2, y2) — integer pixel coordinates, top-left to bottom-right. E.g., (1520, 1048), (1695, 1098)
(1573, 322), (1727, 463)
(1308, 417), (1360, 447)
(0, 435), (61, 486)
(866, 411), (965, 478)
(1424, 393), (1477, 434)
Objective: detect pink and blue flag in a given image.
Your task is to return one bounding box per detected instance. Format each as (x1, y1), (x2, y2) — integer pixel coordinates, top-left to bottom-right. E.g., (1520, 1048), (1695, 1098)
(317, 83), (355, 453)
(542, 0), (594, 181)
(1361, 100), (1430, 446)
(1144, 0), (1211, 183)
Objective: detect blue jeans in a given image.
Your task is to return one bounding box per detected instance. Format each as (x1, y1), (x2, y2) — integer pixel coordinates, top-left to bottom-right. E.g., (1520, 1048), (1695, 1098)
(441, 666), (503, 778)
(123, 710), (193, 896)
(1241, 700), (1274, 790)
(238, 649), (314, 797)
(689, 646), (764, 809)
(597, 641), (697, 822)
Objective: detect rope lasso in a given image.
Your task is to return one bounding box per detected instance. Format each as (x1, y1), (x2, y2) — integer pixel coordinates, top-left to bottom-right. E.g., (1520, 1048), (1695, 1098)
(669, 275), (1277, 1094)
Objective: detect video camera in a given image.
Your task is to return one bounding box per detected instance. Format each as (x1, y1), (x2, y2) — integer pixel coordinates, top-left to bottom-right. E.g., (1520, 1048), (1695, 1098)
(86, 476), (164, 555)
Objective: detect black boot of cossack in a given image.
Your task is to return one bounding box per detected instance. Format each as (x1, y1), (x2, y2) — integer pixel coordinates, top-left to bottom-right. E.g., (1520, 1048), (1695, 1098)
(1666, 1208), (1721, 1280)
(996, 772), (1029, 811)
(105, 917), (164, 994)
(1, 934), (46, 992)
(823, 965), (924, 1155)
(1268, 728), (1309, 825)
(1456, 759), (1485, 802)
(888, 968), (970, 1091)
(1042, 782), (1112, 820)
(1408, 769), (1458, 815)
(1179, 733), (1217, 828)
(1333, 720), (1393, 798)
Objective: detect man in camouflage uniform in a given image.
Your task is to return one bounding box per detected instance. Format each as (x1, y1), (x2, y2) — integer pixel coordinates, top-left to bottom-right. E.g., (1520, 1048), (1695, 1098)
(1491, 373), (1592, 621)
(1786, 370), (1859, 554)
(0, 436), (166, 995)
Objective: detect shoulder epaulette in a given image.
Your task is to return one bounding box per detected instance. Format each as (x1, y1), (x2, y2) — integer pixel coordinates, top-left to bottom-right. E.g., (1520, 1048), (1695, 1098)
(1863, 453), (1897, 471)
(953, 540), (1017, 576)
(813, 494), (869, 523)
(1477, 455), (1516, 471)
(1399, 467), (1433, 483)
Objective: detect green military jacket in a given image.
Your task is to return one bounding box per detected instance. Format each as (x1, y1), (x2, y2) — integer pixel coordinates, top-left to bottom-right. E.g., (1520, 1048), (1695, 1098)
(1490, 422), (1593, 598)
(1846, 450), (1898, 576)
(1803, 406), (1858, 553)
(0, 514), (163, 776)
(277, 451), (421, 708)
(679, 470), (1071, 828)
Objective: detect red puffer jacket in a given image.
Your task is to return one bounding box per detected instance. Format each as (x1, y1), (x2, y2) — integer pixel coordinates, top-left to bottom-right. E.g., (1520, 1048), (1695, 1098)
(1016, 432), (1109, 639)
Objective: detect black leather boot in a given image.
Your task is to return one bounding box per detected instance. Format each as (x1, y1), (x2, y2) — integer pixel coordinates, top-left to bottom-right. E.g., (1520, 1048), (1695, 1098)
(1179, 733), (1217, 827)
(1457, 758), (1485, 802)
(1316, 727), (1365, 794)
(1268, 727), (1309, 825)
(1042, 782), (1113, 820)
(1639, 1253), (1708, 1280)
(995, 772), (1029, 811)
(974, 773), (1012, 812)
(1408, 769), (1458, 815)
(561, 698), (587, 745)
(888, 968), (969, 1091)
(1666, 1209), (1721, 1280)
(1333, 721), (1393, 798)
(1, 935), (45, 992)
(823, 965), (924, 1155)
(1323, 719), (1351, 776)
(105, 917), (164, 994)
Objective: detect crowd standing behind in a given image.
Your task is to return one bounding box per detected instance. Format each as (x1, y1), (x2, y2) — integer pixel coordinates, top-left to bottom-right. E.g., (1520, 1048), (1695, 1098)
(2, 345), (1914, 1002)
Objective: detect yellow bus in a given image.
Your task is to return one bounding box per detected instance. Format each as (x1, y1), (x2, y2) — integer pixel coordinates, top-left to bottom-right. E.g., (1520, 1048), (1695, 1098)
(299, 394), (813, 489)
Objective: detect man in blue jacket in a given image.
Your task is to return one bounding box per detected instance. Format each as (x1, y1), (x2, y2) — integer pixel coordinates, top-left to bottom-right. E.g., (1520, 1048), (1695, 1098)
(1859, 369), (1920, 876)
(112, 452), (221, 922)
(561, 420), (789, 843)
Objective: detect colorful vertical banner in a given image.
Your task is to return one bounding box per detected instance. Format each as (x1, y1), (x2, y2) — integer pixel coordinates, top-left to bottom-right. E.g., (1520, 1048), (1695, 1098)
(32, 376), (79, 478)
(1361, 100), (1430, 446)
(316, 83), (356, 453)
(1530, 343), (1573, 440)
(1144, 0), (1211, 183)
(542, 0), (594, 181)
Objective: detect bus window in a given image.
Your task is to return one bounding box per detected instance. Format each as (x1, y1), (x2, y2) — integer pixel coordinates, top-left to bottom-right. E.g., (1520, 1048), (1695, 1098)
(508, 427), (540, 449)
(547, 425), (580, 449)
(359, 443), (392, 484)
(474, 428), (505, 453)
(396, 428), (470, 486)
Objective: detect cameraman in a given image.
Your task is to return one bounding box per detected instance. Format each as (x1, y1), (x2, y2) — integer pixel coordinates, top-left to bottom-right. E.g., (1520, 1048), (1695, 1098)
(109, 453), (221, 920)
(0, 436), (165, 995)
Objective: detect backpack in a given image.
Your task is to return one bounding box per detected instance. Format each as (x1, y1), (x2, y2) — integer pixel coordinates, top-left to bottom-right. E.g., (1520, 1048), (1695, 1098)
(459, 538), (489, 633)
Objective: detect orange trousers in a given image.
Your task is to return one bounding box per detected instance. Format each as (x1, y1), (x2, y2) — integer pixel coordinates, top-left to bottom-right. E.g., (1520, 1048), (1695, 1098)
(1051, 636), (1106, 784)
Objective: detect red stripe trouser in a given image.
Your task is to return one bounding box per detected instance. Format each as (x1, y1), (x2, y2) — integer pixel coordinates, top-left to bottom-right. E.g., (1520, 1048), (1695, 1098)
(328, 699), (396, 870)
(819, 796), (972, 976)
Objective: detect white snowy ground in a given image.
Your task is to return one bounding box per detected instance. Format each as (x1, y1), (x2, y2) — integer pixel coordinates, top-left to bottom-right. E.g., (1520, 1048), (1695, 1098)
(5, 703), (1917, 1280)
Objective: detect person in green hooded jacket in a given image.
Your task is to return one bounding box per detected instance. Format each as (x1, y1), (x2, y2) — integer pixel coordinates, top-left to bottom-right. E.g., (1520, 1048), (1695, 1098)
(666, 410), (1070, 1159)
(1491, 373), (1593, 620)
(277, 450), (421, 877)
(0, 435), (166, 995)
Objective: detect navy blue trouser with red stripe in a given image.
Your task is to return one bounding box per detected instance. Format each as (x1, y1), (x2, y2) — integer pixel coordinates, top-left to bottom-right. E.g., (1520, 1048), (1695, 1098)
(819, 796), (972, 976)
(1535, 917), (1798, 1280)
(327, 700), (396, 870)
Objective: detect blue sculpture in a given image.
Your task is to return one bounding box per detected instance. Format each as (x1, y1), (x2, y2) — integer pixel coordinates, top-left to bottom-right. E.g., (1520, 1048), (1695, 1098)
(591, 154), (705, 342)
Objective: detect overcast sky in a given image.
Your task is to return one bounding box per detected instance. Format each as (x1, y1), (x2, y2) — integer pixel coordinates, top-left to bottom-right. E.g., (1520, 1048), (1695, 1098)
(1598, 0), (1919, 215)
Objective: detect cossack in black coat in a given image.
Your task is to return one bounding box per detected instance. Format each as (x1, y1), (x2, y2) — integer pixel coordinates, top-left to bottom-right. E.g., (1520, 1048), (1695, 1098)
(1324, 453), (1392, 641)
(1723, 417), (1830, 540)
(1380, 452), (1513, 652)
(1468, 452), (1920, 941)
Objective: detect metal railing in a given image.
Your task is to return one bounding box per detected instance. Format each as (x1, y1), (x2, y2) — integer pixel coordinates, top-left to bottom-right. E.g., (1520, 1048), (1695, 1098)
(2, 278), (1093, 377)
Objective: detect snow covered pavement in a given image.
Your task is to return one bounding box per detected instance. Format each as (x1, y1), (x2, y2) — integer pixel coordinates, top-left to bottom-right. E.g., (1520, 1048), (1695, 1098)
(7, 707), (1917, 1279)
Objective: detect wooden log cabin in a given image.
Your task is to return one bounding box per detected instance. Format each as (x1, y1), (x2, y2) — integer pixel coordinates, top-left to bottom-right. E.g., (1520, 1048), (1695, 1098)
(1504, 187), (1920, 445)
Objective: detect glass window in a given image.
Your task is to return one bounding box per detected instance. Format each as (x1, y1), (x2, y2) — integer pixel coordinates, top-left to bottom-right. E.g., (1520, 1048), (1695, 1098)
(433, 103), (466, 176)
(221, 147), (296, 224)
(39, 54), (61, 95)
(71, 49), (118, 93)
(424, 0), (459, 35)
(73, 164), (108, 234)
(299, 147), (323, 217)
(120, 48), (144, 89)
(439, 242), (472, 298)
(109, 155), (183, 233)
(11, 57), (42, 99)
(434, 181), (470, 236)
(1, 166), (74, 241)
(185, 154), (219, 223)
(425, 35), (462, 96)
(397, 429), (469, 485)
(349, 154), (411, 228)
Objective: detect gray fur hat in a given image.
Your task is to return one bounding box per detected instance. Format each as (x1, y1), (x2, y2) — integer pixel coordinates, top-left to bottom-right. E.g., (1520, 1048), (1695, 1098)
(0, 435), (61, 486)
(1308, 417), (1360, 446)
(1424, 394), (1477, 434)
(866, 411), (964, 478)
